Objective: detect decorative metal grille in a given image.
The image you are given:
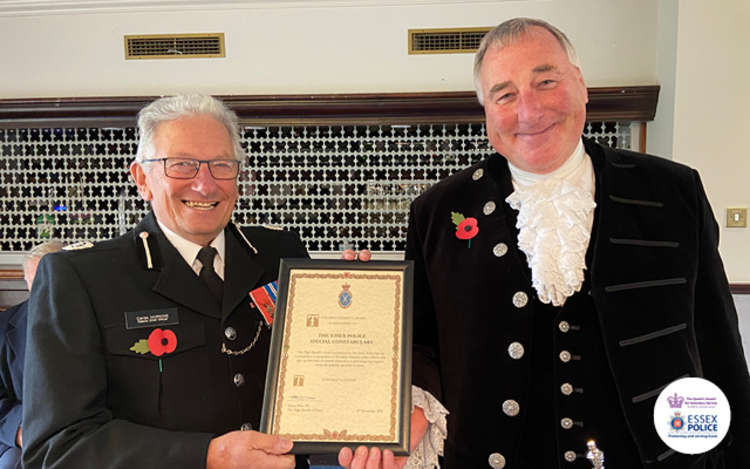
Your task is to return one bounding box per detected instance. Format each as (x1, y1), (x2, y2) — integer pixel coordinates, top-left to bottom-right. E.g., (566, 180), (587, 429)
(0, 121), (630, 253)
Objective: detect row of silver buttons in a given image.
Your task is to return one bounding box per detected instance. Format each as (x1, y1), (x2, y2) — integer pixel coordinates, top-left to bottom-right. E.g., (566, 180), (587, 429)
(558, 318), (582, 463)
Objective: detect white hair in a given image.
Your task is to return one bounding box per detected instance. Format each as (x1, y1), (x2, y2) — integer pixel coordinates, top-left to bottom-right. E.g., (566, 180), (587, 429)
(24, 240), (64, 276)
(135, 94), (244, 162)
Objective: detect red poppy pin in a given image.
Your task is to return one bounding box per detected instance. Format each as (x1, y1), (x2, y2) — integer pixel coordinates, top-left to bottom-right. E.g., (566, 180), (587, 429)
(451, 212), (478, 248)
(130, 328), (178, 372)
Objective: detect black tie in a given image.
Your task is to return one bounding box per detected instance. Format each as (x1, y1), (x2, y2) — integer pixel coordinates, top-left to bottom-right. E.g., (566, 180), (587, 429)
(197, 246), (223, 301)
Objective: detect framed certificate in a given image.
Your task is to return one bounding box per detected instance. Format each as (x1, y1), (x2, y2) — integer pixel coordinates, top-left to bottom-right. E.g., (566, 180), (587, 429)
(260, 259), (413, 455)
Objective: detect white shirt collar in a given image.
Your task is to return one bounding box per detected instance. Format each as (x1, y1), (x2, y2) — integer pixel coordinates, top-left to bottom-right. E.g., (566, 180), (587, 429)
(157, 220), (226, 279)
(503, 138), (596, 307)
(508, 139), (586, 187)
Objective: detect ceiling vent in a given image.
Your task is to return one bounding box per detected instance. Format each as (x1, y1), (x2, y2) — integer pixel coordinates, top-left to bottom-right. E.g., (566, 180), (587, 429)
(409, 27), (491, 54)
(124, 33), (225, 60)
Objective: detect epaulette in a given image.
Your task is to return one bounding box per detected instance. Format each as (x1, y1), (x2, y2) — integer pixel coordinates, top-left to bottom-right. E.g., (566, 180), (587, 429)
(262, 225), (284, 231)
(63, 241), (94, 251)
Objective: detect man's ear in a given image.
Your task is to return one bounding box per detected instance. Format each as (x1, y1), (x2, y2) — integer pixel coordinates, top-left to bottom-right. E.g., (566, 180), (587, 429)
(129, 161), (152, 201)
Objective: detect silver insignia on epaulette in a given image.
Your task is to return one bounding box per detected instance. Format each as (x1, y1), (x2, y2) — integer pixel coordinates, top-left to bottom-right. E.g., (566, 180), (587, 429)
(62, 241), (94, 251)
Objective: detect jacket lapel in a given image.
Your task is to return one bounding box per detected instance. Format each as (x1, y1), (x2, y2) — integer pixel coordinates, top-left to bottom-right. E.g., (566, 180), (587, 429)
(135, 213), (223, 319)
(222, 226), (264, 319)
(487, 153), (533, 284)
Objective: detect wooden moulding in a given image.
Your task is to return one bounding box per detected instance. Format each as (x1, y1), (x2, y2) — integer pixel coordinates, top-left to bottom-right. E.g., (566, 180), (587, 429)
(0, 269), (23, 280)
(0, 87), (659, 128)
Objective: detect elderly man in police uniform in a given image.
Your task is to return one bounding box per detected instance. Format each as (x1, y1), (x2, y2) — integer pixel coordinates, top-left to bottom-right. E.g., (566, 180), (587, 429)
(22, 95), (309, 468)
(402, 18), (749, 469)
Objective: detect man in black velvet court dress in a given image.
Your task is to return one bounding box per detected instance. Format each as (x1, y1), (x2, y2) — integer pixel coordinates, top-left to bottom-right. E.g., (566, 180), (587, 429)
(402, 18), (749, 469)
(23, 95), (309, 469)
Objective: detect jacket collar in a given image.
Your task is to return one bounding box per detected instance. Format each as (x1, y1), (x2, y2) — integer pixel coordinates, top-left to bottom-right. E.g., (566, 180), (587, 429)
(131, 212), (264, 320)
(222, 225), (263, 319)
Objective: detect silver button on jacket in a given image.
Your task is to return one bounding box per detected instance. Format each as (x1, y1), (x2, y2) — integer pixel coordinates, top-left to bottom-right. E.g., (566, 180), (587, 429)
(224, 326), (237, 341)
(233, 373), (245, 387)
(507, 342), (525, 359)
(512, 292), (528, 308)
(488, 452), (506, 469)
(493, 242), (508, 257)
(502, 399), (520, 417)
(483, 201), (496, 215)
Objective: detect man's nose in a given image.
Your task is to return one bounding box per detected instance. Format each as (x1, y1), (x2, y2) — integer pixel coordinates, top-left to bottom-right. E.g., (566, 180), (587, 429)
(517, 90), (544, 123)
(190, 163), (217, 193)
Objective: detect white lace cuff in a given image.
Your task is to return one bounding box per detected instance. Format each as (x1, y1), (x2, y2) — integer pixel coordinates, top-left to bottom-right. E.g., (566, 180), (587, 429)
(404, 386), (448, 469)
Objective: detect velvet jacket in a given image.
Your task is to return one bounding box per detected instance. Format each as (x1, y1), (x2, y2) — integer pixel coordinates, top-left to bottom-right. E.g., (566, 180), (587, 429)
(406, 138), (750, 468)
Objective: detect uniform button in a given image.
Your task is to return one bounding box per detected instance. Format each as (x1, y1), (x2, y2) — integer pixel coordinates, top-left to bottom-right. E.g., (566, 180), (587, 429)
(564, 450), (577, 462)
(502, 399), (520, 417)
(488, 452), (506, 468)
(493, 243), (508, 257)
(560, 417), (573, 430)
(224, 326), (237, 341)
(483, 201), (496, 215)
(233, 373), (245, 387)
(240, 422), (252, 431)
(473, 168), (484, 181)
(507, 342), (525, 359)
(560, 383), (573, 396)
(558, 321), (570, 333)
(559, 350), (572, 363)
(512, 292), (528, 308)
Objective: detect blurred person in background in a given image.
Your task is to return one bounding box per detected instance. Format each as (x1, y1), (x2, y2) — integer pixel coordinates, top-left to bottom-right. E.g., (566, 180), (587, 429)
(0, 240), (63, 469)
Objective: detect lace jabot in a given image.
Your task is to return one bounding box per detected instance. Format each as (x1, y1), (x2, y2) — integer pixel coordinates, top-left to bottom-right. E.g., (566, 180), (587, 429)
(505, 140), (596, 307)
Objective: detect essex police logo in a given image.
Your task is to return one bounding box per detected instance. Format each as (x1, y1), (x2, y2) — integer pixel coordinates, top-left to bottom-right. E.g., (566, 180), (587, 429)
(654, 377), (731, 455)
(670, 412), (684, 430)
(338, 284), (352, 308)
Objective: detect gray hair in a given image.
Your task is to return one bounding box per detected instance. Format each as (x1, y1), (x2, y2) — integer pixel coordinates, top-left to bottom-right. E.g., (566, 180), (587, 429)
(24, 240), (64, 274)
(135, 94), (244, 162)
(473, 17), (581, 104)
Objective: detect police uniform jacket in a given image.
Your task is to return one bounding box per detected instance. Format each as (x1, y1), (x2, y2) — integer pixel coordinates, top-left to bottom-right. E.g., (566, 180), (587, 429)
(0, 300), (26, 469)
(406, 138), (750, 468)
(22, 212), (309, 469)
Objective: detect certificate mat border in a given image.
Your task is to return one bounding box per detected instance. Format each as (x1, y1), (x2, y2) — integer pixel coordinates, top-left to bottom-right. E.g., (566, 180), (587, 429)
(260, 259), (413, 455)
(278, 272), (400, 441)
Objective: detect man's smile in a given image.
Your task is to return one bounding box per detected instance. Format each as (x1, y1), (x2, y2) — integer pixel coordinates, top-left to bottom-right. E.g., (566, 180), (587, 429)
(183, 200), (220, 210)
(516, 122), (557, 139)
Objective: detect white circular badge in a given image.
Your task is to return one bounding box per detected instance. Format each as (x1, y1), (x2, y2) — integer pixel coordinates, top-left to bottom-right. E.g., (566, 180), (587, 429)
(653, 377), (731, 454)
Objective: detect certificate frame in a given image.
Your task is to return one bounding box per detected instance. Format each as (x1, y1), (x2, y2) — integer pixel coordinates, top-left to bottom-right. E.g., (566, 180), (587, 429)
(260, 258), (413, 455)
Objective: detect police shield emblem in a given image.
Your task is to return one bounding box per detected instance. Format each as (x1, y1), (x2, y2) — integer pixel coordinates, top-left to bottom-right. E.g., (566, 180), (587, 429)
(338, 284), (352, 308)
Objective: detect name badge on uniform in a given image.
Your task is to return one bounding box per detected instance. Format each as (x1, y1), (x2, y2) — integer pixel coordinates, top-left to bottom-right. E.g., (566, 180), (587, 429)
(124, 308), (179, 330)
(249, 281), (278, 326)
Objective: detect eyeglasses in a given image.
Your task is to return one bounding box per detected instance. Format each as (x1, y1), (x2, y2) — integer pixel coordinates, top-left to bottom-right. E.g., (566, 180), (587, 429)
(142, 157), (240, 180)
